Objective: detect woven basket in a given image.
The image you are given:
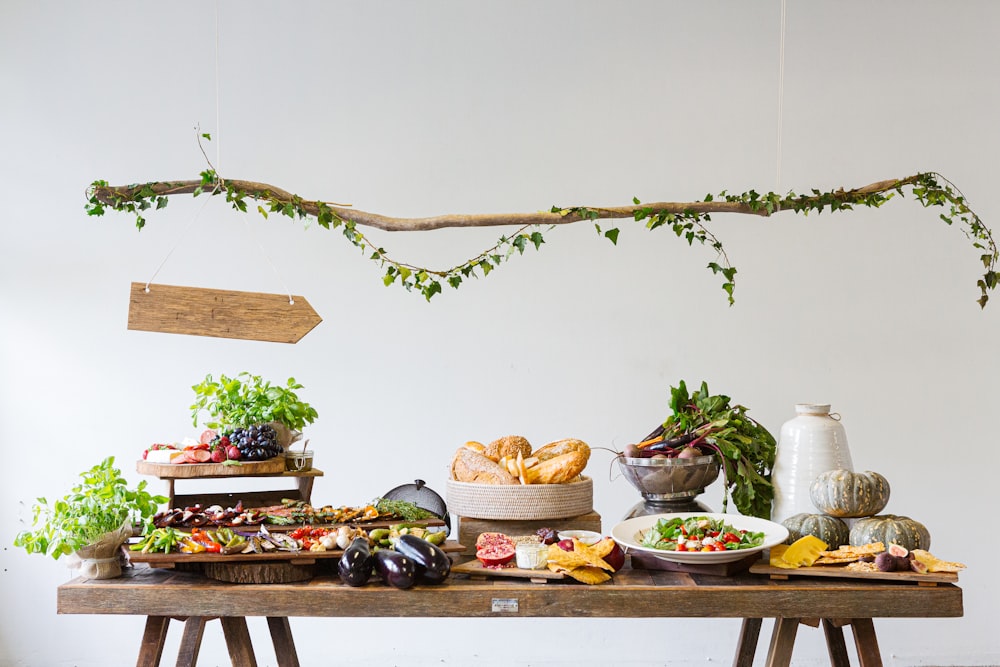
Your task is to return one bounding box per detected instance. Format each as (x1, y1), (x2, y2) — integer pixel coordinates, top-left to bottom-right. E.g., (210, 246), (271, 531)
(446, 477), (593, 520)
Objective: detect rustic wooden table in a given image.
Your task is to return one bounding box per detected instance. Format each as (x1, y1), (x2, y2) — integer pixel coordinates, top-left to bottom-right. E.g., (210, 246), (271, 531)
(57, 562), (962, 667)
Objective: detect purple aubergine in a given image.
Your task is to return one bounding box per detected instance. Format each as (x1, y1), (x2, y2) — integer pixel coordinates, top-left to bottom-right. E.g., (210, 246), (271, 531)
(337, 536), (373, 586)
(373, 549), (417, 589)
(394, 534), (451, 584)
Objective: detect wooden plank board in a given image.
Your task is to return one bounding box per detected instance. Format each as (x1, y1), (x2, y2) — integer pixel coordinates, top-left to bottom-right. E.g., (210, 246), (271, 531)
(451, 559), (565, 582)
(137, 457), (285, 478)
(127, 282), (322, 344)
(750, 561), (958, 584)
(124, 540), (466, 568)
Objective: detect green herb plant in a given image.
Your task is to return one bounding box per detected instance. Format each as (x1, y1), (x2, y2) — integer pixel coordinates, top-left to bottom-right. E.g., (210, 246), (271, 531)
(190, 372), (318, 431)
(14, 457), (167, 559)
(647, 380), (777, 520)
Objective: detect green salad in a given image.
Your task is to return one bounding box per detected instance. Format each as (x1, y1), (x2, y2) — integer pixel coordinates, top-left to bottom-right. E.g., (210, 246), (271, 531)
(638, 515), (765, 553)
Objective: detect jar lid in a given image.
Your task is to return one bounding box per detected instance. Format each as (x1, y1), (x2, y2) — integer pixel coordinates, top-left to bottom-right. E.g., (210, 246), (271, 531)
(381, 479), (450, 530)
(795, 403), (831, 415)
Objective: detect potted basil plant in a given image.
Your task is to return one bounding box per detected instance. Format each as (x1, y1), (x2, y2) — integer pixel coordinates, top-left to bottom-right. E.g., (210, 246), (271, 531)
(15, 457), (167, 578)
(189, 372), (319, 448)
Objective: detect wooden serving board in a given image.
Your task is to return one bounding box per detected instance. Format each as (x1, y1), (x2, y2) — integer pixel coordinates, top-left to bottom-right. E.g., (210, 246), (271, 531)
(125, 540), (466, 568)
(749, 561), (959, 585)
(137, 457), (285, 478)
(451, 559), (565, 583)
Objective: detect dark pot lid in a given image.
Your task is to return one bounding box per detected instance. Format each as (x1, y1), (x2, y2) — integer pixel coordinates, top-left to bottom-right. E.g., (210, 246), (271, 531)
(381, 479), (450, 531)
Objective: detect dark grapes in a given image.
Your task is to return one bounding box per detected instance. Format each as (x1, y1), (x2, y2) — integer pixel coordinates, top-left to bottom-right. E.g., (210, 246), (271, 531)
(223, 424), (281, 461)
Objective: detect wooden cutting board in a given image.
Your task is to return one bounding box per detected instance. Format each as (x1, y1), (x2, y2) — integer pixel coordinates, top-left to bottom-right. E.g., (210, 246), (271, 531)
(125, 539), (466, 568)
(136, 457), (285, 478)
(749, 561), (958, 585)
(451, 559), (565, 582)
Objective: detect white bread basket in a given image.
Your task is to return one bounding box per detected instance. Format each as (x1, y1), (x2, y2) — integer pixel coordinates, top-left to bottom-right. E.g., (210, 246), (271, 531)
(446, 476), (593, 520)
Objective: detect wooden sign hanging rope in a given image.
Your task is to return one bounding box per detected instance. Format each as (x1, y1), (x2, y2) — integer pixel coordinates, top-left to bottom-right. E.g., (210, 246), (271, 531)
(128, 283), (322, 344)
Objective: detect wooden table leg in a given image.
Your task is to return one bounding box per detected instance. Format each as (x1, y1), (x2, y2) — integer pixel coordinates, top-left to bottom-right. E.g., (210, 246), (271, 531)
(137, 616), (170, 667)
(175, 617), (208, 667)
(821, 618), (851, 667)
(850, 618), (884, 667)
(266, 617), (300, 667)
(220, 617), (258, 667)
(732, 618), (762, 667)
(764, 617), (800, 667)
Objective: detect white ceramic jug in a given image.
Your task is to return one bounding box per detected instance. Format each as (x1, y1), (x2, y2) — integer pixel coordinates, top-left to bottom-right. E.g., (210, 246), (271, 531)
(770, 403), (853, 524)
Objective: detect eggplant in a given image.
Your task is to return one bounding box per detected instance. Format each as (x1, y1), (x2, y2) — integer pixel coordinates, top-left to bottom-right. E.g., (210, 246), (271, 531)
(337, 536), (373, 587)
(373, 549), (417, 590)
(394, 534), (451, 584)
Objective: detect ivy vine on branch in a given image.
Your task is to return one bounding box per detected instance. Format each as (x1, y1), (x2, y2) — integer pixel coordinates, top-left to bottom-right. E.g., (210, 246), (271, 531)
(86, 170), (998, 308)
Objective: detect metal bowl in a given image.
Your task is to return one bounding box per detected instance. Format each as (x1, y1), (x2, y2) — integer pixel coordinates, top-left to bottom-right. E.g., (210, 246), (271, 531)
(616, 454), (721, 501)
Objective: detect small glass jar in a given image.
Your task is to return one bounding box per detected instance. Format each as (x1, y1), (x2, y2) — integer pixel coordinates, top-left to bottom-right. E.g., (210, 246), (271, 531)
(515, 542), (549, 570)
(284, 449), (314, 472)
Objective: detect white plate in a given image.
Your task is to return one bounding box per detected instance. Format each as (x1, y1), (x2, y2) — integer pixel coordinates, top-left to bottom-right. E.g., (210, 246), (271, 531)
(611, 512), (789, 564)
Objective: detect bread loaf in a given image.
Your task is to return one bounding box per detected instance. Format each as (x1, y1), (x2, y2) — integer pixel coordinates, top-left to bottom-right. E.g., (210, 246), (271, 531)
(451, 446), (518, 484)
(532, 438), (590, 464)
(484, 435), (532, 462)
(527, 450), (588, 484)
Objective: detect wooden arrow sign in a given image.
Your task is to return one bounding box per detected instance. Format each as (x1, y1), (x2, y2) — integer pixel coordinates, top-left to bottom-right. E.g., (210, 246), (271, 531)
(127, 282), (322, 343)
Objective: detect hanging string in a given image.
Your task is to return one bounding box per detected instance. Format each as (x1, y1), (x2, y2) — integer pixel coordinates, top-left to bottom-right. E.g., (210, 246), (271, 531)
(144, 0), (295, 306)
(239, 214), (296, 305)
(776, 0), (788, 192)
(215, 0), (221, 174)
(144, 185), (220, 291)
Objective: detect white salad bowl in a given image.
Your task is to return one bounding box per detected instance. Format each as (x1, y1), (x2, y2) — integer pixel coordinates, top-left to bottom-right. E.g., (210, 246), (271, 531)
(611, 512), (789, 564)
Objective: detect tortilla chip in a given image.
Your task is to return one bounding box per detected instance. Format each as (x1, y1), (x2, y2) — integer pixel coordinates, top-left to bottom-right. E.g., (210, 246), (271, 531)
(565, 565), (612, 584)
(590, 537), (616, 560)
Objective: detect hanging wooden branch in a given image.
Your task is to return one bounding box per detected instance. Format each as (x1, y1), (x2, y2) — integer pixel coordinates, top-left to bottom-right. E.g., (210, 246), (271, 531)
(88, 171), (997, 308)
(127, 282), (322, 344)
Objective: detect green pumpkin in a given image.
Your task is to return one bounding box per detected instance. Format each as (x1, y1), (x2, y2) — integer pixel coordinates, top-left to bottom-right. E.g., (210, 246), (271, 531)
(781, 513), (850, 549)
(809, 469), (890, 518)
(849, 514), (931, 551)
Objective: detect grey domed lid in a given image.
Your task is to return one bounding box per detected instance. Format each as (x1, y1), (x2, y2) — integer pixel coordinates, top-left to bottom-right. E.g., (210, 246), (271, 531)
(381, 479), (450, 530)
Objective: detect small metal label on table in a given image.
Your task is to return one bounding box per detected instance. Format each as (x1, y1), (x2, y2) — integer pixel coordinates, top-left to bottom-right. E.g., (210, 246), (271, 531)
(491, 598), (519, 613)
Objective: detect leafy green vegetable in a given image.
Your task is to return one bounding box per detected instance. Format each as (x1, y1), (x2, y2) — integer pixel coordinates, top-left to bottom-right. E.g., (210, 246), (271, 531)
(190, 372), (318, 431)
(639, 515), (765, 551)
(373, 498), (438, 522)
(14, 457), (167, 559)
(651, 380), (776, 519)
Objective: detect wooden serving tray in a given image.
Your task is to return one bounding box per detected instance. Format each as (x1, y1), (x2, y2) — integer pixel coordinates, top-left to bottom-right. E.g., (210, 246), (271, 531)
(125, 540), (466, 568)
(451, 559), (565, 583)
(137, 458), (285, 478)
(749, 561), (959, 585)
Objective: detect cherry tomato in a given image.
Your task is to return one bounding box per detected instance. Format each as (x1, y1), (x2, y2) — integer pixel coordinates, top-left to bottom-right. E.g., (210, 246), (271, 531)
(722, 532), (742, 544)
(676, 543), (688, 551)
(701, 545), (714, 552)
(712, 542), (727, 551)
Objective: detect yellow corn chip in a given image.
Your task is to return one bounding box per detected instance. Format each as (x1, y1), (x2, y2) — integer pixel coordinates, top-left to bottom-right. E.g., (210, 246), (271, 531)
(565, 565), (612, 584)
(589, 537), (616, 560)
(546, 544), (592, 569)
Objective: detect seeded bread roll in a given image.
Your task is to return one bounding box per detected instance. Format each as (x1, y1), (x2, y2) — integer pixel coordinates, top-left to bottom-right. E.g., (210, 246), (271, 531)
(484, 435), (533, 462)
(451, 446), (518, 484)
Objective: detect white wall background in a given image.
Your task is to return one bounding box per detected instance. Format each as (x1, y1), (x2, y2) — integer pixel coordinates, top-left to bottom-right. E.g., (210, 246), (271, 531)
(1, 1), (997, 665)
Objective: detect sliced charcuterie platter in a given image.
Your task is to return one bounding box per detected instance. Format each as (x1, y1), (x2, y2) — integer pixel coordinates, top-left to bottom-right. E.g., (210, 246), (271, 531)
(137, 458), (286, 478)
